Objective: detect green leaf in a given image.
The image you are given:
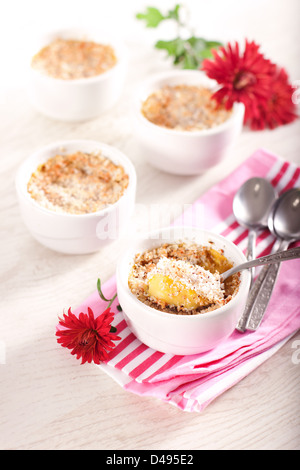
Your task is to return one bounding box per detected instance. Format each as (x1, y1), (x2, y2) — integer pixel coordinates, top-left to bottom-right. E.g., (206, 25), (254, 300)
(197, 47), (215, 60)
(155, 38), (186, 58)
(187, 36), (206, 50)
(182, 53), (198, 69)
(110, 326), (117, 333)
(184, 36), (223, 66)
(136, 5), (222, 69)
(204, 40), (223, 49)
(166, 4), (181, 21)
(136, 7), (165, 27)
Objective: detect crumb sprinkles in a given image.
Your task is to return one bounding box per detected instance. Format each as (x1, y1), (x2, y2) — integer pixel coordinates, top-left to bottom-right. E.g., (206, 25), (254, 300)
(27, 151), (129, 215)
(128, 242), (240, 315)
(141, 84), (232, 131)
(31, 38), (117, 80)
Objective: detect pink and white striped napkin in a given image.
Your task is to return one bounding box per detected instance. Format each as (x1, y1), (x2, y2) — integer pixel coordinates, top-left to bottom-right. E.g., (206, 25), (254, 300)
(71, 149), (300, 412)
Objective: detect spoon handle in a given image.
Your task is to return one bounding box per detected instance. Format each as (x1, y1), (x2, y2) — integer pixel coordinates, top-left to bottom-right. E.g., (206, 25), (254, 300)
(236, 263), (270, 332)
(245, 240), (289, 330)
(222, 246), (300, 280)
(245, 262), (281, 330)
(246, 229), (256, 286)
(236, 238), (282, 332)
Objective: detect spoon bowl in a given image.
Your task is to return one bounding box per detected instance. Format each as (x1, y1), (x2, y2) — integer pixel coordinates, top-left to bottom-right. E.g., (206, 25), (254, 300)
(233, 177), (277, 230)
(269, 188), (300, 242)
(233, 177), (277, 283)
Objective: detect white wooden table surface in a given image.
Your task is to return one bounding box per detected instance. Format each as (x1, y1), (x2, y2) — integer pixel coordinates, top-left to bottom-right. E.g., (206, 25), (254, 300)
(1, 0), (299, 450)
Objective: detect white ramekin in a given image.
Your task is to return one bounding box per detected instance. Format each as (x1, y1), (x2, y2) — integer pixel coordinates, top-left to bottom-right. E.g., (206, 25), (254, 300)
(132, 70), (245, 175)
(27, 28), (128, 122)
(116, 226), (250, 355)
(15, 140), (136, 254)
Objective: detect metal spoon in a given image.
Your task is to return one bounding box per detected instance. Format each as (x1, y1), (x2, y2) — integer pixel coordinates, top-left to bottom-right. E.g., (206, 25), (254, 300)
(237, 188), (300, 332)
(233, 177), (277, 284)
(221, 246), (300, 281)
(245, 187), (300, 330)
(233, 177), (277, 332)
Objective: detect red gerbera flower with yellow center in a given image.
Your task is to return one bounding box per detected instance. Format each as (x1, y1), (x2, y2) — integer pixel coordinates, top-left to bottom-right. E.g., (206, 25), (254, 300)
(202, 40), (298, 130)
(56, 306), (120, 364)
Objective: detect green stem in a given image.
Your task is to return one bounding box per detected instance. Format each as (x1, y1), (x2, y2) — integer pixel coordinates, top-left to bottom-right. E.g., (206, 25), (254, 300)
(97, 278), (120, 309)
(107, 293), (117, 308)
(97, 278), (116, 306)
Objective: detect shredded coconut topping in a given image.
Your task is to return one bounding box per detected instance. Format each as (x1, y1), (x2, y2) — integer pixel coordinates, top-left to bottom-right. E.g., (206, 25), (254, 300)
(147, 256), (224, 303)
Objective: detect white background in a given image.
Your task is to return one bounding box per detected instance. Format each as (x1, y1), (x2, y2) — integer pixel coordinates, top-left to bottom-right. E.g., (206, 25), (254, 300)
(1, 0), (299, 86)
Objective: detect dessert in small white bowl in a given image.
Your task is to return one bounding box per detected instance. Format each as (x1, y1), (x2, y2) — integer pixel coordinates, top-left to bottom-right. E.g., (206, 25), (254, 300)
(116, 226), (250, 355)
(27, 28), (127, 121)
(15, 140), (136, 254)
(132, 70), (244, 175)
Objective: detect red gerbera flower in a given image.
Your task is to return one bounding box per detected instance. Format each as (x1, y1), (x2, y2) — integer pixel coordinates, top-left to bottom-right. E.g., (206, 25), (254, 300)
(250, 67), (298, 130)
(202, 39), (297, 130)
(56, 307), (120, 364)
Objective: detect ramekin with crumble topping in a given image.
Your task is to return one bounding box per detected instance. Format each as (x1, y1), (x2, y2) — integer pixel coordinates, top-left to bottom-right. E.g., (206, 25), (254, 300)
(133, 70), (245, 175)
(16, 140), (136, 254)
(116, 227), (251, 355)
(28, 30), (127, 121)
